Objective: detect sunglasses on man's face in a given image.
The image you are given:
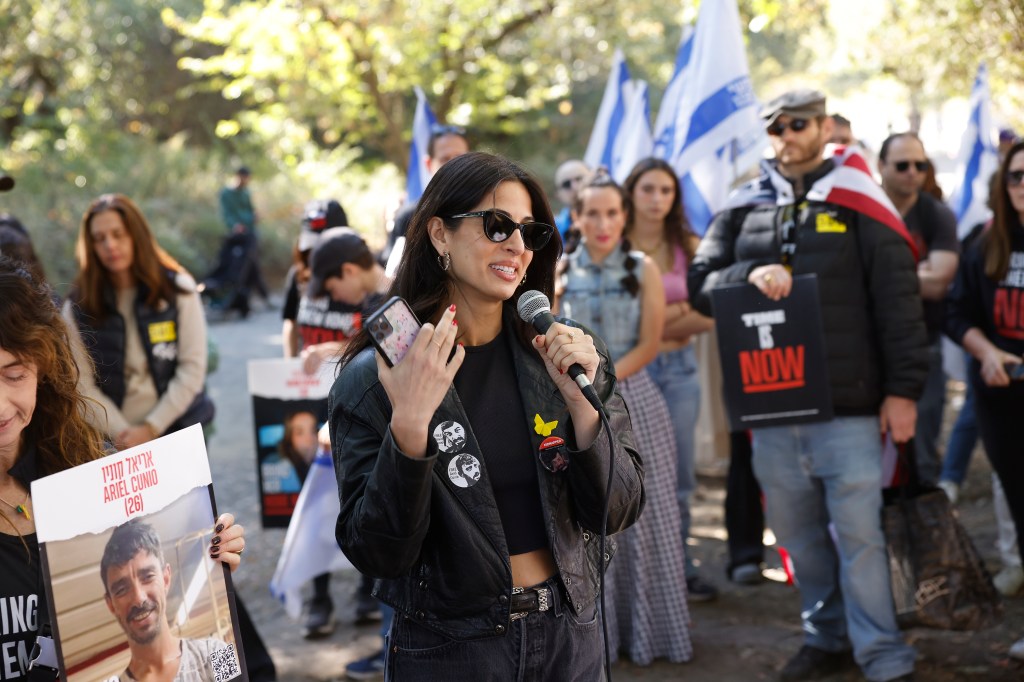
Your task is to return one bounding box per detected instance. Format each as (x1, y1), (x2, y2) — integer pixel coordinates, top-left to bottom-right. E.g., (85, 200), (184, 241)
(430, 123), (467, 138)
(1007, 170), (1024, 187)
(893, 160), (929, 173)
(448, 209), (555, 251)
(766, 118), (811, 137)
(559, 176), (585, 191)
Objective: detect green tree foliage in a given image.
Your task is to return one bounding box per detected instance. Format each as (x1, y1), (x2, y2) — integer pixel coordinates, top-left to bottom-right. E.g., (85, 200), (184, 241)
(862, 0), (1024, 128)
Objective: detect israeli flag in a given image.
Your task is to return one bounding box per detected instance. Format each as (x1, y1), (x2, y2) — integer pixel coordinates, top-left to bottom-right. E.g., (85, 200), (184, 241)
(584, 49), (631, 173)
(612, 80), (653, 183)
(405, 86), (438, 204)
(949, 64), (999, 238)
(270, 451), (354, 619)
(652, 26), (695, 160)
(665, 1), (767, 235)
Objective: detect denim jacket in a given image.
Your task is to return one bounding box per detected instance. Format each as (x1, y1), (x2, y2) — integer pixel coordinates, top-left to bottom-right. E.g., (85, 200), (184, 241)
(560, 244), (645, 362)
(328, 307), (645, 641)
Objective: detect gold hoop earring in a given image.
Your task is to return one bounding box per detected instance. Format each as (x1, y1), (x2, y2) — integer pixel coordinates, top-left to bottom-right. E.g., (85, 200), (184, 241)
(437, 251), (451, 271)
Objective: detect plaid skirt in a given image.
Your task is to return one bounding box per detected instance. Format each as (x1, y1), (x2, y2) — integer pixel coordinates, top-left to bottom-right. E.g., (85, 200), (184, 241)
(601, 369), (693, 665)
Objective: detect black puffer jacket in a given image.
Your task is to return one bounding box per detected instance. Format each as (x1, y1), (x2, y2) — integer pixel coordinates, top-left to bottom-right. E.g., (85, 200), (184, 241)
(689, 162), (928, 414)
(328, 311), (644, 641)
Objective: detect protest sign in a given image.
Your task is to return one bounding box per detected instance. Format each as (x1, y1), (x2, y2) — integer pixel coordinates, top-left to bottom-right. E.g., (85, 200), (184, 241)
(32, 425), (246, 682)
(710, 274), (833, 430)
(247, 358), (333, 528)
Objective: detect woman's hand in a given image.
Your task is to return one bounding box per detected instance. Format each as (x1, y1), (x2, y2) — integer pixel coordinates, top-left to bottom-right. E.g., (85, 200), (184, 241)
(379, 304), (465, 457)
(532, 323), (599, 408)
(980, 348), (1022, 387)
(209, 513), (245, 573)
(117, 423), (158, 450)
(748, 264), (792, 301)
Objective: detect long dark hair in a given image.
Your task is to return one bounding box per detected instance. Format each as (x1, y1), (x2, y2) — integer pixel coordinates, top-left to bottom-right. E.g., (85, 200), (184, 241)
(71, 194), (187, 318)
(987, 140), (1024, 280)
(342, 152), (561, 366)
(0, 258), (106, 476)
(570, 170), (640, 298)
(622, 157), (697, 262)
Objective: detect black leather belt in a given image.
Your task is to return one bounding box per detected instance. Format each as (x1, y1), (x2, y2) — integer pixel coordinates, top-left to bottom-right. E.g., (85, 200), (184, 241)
(510, 585), (552, 620)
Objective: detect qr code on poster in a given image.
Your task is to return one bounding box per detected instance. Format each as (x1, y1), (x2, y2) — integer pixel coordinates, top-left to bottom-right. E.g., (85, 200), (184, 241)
(210, 643), (242, 681)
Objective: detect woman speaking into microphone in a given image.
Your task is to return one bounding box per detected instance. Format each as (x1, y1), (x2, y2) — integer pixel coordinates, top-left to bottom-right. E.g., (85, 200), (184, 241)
(329, 152), (644, 680)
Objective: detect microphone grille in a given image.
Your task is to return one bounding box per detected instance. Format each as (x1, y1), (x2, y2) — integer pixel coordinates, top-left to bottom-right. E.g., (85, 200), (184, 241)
(517, 290), (550, 323)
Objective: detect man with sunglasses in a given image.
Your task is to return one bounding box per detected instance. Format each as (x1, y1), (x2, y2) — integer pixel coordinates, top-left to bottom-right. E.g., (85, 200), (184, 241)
(553, 159), (589, 238)
(689, 89), (925, 682)
(381, 124), (471, 270)
(879, 132), (959, 489)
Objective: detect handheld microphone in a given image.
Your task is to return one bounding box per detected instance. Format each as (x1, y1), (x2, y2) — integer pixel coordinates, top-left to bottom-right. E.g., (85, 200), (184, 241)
(517, 290), (604, 414)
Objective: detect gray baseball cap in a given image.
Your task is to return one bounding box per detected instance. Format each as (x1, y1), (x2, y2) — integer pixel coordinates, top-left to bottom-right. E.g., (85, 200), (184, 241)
(760, 89), (827, 125)
(307, 227), (371, 297)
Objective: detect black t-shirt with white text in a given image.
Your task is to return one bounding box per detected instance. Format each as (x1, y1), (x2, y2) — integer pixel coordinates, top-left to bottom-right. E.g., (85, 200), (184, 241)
(0, 532), (42, 681)
(281, 268), (384, 348)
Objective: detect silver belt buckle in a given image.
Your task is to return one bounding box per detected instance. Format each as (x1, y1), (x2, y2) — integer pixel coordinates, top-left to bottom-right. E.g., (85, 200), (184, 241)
(509, 586), (551, 620)
(536, 587), (550, 612)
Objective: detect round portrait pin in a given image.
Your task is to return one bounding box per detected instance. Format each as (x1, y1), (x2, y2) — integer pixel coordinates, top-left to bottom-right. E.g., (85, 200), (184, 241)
(447, 454), (482, 488)
(432, 420), (467, 453)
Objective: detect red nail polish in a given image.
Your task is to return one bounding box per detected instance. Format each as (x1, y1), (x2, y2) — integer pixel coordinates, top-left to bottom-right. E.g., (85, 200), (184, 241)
(559, 369), (564, 375)
(458, 342), (463, 348)
(452, 319), (457, 326)
(449, 304), (456, 312)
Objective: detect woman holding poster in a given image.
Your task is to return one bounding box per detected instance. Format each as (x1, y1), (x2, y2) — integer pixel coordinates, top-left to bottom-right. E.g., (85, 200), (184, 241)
(0, 257), (244, 681)
(62, 193), (214, 450)
(330, 152), (644, 680)
(945, 140), (1024, 661)
(559, 169), (693, 666)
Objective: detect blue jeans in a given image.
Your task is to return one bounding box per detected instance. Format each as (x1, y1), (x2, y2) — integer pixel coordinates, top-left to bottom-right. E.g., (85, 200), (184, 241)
(752, 417), (915, 682)
(382, 577), (603, 681)
(648, 344), (701, 577)
(940, 352), (978, 485)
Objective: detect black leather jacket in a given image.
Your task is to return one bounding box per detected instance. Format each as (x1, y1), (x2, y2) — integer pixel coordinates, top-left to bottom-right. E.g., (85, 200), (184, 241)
(328, 314), (645, 641)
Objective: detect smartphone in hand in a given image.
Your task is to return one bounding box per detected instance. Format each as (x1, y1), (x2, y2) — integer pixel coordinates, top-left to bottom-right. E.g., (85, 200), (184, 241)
(365, 296), (422, 367)
(1006, 362), (1024, 381)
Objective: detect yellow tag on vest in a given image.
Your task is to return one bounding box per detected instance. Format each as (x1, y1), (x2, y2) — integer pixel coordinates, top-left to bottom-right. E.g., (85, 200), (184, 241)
(148, 321), (177, 344)
(816, 213), (847, 233)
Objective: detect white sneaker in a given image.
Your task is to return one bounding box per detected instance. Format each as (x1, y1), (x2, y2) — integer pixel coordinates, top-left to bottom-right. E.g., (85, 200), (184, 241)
(1009, 637), (1024, 661)
(993, 565), (1024, 597)
(936, 480), (959, 505)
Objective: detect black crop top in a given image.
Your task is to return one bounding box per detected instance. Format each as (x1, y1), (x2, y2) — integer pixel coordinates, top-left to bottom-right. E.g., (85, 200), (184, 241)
(453, 331), (549, 556)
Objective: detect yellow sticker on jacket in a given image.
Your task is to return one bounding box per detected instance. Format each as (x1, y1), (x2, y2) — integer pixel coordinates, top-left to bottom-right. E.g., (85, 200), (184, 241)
(534, 414), (558, 437)
(816, 213), (847, 233)
(148, 321), (177, 344)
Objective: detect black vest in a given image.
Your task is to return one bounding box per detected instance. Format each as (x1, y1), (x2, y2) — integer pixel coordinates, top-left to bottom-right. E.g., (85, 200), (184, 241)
(72, 274), (181, 407)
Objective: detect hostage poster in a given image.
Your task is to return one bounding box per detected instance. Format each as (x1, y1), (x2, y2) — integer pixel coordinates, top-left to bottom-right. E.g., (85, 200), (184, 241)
(710, 274), (833, 431)
(247, 358), (333, 528)
(31, 425), (246, 682)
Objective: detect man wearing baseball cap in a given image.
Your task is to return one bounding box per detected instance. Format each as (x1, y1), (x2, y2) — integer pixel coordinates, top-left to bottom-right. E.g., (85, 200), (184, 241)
(690, 89), (925, 682)
(298, 227), (387, 374)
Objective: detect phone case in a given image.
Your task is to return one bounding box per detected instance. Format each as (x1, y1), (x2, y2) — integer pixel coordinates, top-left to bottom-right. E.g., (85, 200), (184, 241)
(365, 296), (422, 367)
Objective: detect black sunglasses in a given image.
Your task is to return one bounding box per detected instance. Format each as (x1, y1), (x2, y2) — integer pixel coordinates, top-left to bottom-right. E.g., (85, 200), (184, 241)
(767, 118), (811, 137)
(430, 123), (466, 138)
(559, 176), (585, 191)
(448, 209), (554, 251)
(894, 160), (929, 173)
(1007, 170), (1024, 186)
